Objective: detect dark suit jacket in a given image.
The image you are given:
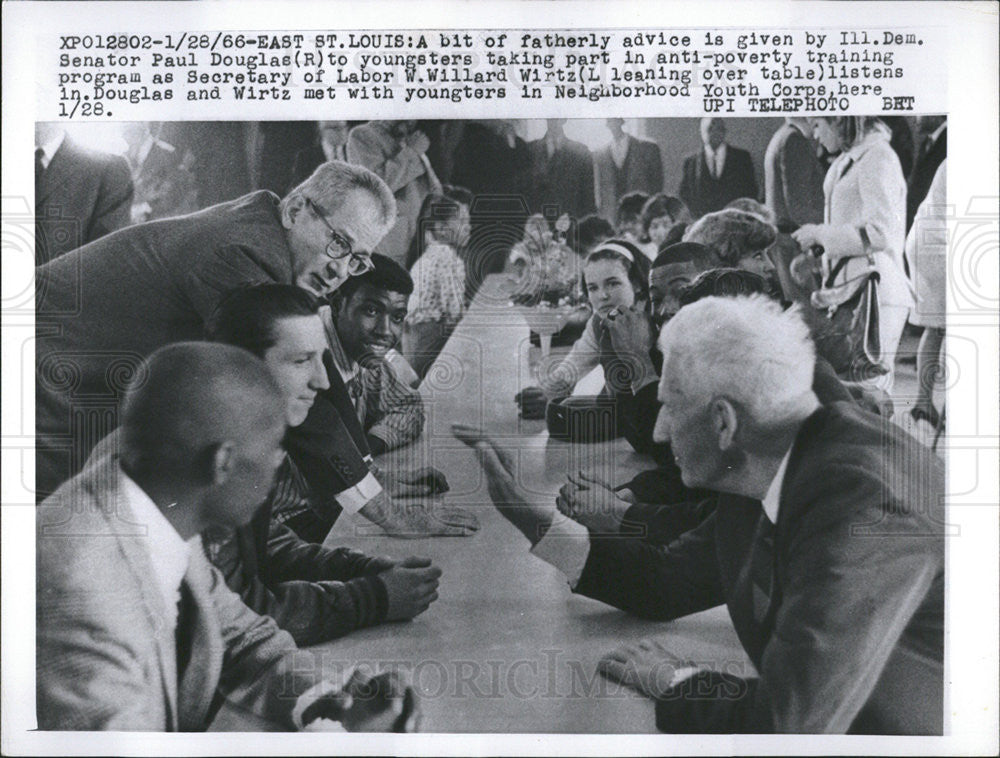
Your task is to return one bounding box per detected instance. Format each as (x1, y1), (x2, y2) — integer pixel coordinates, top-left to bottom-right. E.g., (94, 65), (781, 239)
(678, 144), (757, 218)
(906, 127), (947, 233)
(34, 192), (374, 512)
(526, 136), (597, 220)
(576, 403), (944, 734)
(594, 136), (663, 222)
(763, 123), (825, 232)
(36, 443), (330, 730)
(35, 136), (134, 265)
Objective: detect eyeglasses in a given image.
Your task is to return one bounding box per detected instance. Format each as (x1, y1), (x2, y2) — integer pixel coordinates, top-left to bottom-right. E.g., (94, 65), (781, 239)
(304, 198), (374, 276)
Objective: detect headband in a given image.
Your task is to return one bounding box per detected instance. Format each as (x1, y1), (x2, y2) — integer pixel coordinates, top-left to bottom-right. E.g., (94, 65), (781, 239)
(590, 241), (636, 264)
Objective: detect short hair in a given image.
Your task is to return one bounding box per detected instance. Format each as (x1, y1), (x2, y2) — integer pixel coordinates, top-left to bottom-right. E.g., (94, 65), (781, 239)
(206, 284), (321, 358)
(640, 193), (691, 235)
(652, 241), (715, 271)
(405, 191), (466, 269)
(583, 239), (650, 301)
(120, 342), (284, 477)
(283, 160), (396, 229)
(337, 252), (414, 302)
(659, 295), (815, 425)
(683, 209), (777, 266)
(678, 268), (770, 307)
(616, 192), (650, 225)
(724, 197), (777, 226)
(576, 214), (616, 254)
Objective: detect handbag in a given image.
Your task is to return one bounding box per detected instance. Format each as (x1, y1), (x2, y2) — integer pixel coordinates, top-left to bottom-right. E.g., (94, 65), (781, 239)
(808, 242), (888, 381)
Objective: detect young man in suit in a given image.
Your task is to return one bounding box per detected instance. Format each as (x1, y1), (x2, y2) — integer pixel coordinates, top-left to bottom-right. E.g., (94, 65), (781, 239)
(36, 342), (419, 732)
(459, 295), (944, 734)
(204, 285), (443, 646)
(678, 118), (758, 218)
(526, 119), (597, 221)
(34, 123), (134, 264)
(594, 118), (663, 223)
(329, 254), (425, 456)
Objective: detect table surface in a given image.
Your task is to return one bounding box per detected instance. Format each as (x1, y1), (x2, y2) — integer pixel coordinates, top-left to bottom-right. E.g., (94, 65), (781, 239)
(313, 274), (748, 734)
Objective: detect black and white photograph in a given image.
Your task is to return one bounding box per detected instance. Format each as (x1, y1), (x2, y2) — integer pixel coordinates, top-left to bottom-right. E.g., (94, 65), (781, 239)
(2, 2), (998, 755)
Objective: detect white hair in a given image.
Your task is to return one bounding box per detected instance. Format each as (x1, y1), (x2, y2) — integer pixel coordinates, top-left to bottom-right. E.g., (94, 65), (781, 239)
(658, 295), (816, 425)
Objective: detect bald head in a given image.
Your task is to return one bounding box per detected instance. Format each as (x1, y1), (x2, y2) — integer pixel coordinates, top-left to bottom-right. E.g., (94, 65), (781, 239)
(120, 342), (285, 481)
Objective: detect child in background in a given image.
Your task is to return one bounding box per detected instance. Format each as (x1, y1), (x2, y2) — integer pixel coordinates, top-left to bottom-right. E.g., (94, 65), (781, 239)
(403, 189), (472, 379)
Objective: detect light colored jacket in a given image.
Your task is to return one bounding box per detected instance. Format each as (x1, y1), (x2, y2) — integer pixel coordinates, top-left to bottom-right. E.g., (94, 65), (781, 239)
(36, 441), (329, 731)
(823, 127), (915, 308)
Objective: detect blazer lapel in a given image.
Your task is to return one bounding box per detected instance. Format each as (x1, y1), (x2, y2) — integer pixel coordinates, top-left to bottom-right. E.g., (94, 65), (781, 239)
(177, 552), (224, 731)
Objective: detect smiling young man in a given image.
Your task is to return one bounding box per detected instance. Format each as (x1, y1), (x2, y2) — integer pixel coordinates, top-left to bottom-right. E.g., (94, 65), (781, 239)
(328, 253), (424, 456)
(204, 284), (442, 646)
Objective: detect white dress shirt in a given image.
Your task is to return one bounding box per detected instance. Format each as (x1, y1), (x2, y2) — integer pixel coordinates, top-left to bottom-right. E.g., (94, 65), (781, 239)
(37, 129), (66, 169)
(704, 143), (727, 179)
(118, 469), (193, 633)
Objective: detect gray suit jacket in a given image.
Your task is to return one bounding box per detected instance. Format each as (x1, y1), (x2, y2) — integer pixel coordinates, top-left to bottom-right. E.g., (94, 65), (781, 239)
(593, 135), (663, 222)
(36, 443), (328, 731)
(35, 136), (134, 265)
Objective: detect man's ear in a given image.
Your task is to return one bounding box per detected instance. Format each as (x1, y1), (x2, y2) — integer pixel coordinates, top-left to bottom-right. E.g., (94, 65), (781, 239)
(712, 397), (739, 452)
(281, 194), (306, 229)
(209, 441), (237, 486)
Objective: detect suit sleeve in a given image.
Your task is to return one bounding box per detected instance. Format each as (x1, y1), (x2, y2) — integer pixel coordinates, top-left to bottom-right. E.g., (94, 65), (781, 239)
(87, 155), (134, 244)
(573, 510), (724, 620)
(653, 464), (942, 733)
(780, 133), (824, 227)
(618, 498), (716, 546)
(347, 127), (426, 193)
(264, 521), (381, 583)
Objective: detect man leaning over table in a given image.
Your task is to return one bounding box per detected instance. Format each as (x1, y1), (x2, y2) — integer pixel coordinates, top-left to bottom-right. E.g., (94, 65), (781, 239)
(35, 159), (474, 538)
(37, 342), (419, 732)
(457, 295), (944, 734)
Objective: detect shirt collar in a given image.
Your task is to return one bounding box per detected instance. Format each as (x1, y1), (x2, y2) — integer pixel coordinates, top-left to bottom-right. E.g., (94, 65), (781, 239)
(761, 445), (793, 524)
(705, 142), (727, 162)
(119, 468), (192, 611)
(929, 121), (946, 143)
(37, 130), (65, 169)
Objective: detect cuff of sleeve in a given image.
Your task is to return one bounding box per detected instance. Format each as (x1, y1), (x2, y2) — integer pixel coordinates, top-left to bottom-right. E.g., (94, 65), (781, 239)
(335, 471), (383, 514)
(529, 514), (591, 588)
(292, 679), (347, 731)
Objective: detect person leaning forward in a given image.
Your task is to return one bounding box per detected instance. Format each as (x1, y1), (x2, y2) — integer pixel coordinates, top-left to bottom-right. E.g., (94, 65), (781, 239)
(35, 160), (475, 538)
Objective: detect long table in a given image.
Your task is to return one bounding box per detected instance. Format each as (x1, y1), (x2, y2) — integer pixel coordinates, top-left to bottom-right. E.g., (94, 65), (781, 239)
(314, 274), (748, 733)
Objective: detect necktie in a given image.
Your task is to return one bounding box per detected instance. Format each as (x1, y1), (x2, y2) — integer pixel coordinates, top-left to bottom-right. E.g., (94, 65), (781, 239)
(175, 578), (196, 683)
(749, 510), (776, 624)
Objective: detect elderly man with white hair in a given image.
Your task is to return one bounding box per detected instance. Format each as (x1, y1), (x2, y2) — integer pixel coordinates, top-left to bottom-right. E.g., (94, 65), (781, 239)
(456, 295), (944, 734)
